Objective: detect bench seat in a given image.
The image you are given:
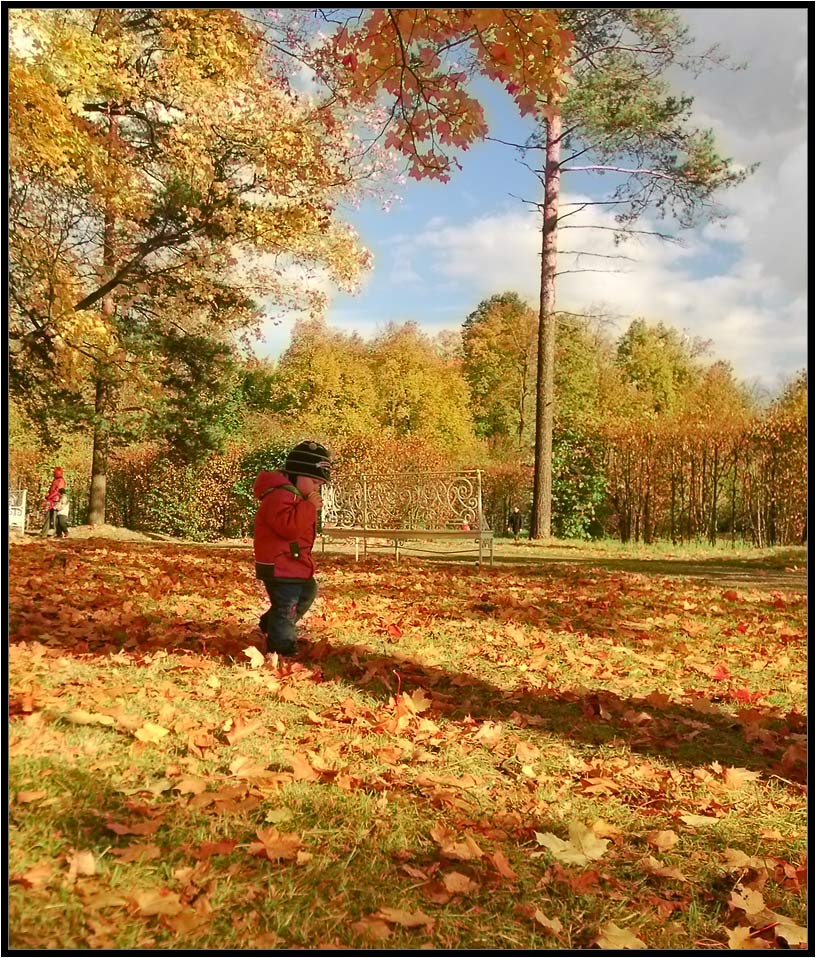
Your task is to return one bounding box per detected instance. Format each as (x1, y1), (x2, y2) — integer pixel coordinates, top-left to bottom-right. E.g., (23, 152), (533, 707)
(320, 527), (493, 564)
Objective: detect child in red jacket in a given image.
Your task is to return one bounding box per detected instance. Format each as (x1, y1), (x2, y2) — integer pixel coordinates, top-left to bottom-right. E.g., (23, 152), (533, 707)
(253, 441), (331, 656)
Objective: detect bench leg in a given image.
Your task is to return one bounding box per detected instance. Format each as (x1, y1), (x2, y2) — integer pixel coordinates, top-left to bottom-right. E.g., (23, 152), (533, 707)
(395, 539), (399, 563)
(490, 538), (494, 567)
(354, 537), (359, 561)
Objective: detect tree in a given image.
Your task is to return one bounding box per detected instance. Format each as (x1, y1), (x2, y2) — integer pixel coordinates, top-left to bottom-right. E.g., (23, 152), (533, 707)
(461, 293), (538, 446)
(272, 318), (378, 438)
(520, 10), (754, 539)
(9, 9), (371, 522)
(369, 323), (477, 448)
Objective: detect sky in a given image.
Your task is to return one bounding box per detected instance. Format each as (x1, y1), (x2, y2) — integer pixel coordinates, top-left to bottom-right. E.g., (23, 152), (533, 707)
(256, 8), (809, 395)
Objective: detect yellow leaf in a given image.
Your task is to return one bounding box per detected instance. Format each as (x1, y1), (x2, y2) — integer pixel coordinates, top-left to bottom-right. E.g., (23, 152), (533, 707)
(64, 709), (116, 727)
(68, 849), (96, 878)
(596, 921), (647, 949)
(134, 722), (170, 744)
(534, 821), (609, 866)
(723, 767), (761, 790)
(680, 814), (721, 827)
(243, 645), (265, 669)
(726, 926), (772, 950)
(729, 885), (766, 918)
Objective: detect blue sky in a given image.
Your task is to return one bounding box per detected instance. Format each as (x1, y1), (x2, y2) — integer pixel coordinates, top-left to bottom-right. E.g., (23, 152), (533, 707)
(258, 9), (808, 395)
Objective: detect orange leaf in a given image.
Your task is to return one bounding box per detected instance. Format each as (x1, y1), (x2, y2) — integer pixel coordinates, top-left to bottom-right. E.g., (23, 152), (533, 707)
(490, 848), (517, 880)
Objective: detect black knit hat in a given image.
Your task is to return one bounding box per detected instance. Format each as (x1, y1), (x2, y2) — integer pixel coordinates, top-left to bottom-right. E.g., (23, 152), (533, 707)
(285, 440), (332, 482)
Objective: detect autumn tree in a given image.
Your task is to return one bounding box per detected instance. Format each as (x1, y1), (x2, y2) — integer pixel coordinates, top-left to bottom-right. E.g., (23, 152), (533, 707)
(8, 8), (370, 523)
(369, 323), (477, 449)
(461, 293), (538, 446)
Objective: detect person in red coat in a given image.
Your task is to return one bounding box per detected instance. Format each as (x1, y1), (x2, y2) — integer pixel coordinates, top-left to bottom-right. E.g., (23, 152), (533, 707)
(253, 441), (331, 656)
(39, 466), (66, 537)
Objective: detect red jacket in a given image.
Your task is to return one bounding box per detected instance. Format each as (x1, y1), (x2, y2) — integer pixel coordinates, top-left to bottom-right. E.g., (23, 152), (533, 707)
(43, 468), (66, 509)
(253, 470), (318, 579)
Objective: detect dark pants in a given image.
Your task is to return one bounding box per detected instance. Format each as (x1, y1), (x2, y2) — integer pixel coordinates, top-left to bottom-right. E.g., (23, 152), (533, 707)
(40, 509), (55, 536)
(55, 515), (69, 538)
(260, 577), (318, 655)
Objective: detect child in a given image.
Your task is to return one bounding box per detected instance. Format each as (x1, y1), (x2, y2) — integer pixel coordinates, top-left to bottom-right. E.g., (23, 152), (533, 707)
(54, 489), (70, 538)
(253, 441), (331, 656)
(40, 466), (65, 537)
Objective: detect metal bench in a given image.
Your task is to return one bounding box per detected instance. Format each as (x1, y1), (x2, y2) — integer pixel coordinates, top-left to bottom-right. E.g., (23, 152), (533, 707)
(319, 471), (494, 566)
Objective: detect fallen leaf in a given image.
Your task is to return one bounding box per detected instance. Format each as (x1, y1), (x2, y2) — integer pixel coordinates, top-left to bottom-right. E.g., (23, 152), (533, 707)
(730, 885), (766, 918)
(225, 718), (264, 745)
(430, 824), (483, 861)
(515, 740), (541, 763)
(646, 829), (679, 852)
(533, 910), (563, 935)
(111, 843), (162, 863)
(173, 776), (207, 795)
(490, 848), (517, 880)
(775, 916), (808, 947)
(12, 863), (53, 888)
(679, 814), (721, 828)
(285, 752), (320, 781)
(16, 790), (48, 804)
(726, 927), (771, 950)
(247, 827), (303, 861)
(64, 709), (116, 727)
(595, 921), (647, 949)
(191, 840), (236, 860)
(723, 767), (761, 790)
(534, 821), (609, 866)
(106, 818), (162, 837)
(642, 856), (690, 882)
(377, 906), (434, 929)
(442, 871), (478, 894)
(352, 917), (392, 941)
(243, 646), (265, 669)
(133, 888), (184, 916)
(134, 722), (170, 744)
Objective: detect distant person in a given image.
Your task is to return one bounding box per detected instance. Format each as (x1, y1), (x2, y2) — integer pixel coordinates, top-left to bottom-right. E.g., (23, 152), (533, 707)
(54, 489), (71, 538)
(40, 466), (66, 537)
(508, 506), (524, 543)
(253, 441), (331, 657)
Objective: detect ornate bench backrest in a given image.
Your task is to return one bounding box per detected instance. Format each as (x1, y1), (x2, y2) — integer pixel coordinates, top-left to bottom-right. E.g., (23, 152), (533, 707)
(322, 471), (486, 531)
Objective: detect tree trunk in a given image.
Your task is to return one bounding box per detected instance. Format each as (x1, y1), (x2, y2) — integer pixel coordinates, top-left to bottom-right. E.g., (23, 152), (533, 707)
(88, 108), (118, 526)
(531, 112), (561, 540)
(88, 375), (110, 525)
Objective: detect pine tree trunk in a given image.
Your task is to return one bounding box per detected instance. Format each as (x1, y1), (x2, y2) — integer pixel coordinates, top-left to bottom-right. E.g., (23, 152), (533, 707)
(531, 112), (561, 540)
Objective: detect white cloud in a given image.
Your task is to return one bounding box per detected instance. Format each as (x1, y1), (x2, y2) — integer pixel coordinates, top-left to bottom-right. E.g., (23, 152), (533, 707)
(385, 190), (806, 386)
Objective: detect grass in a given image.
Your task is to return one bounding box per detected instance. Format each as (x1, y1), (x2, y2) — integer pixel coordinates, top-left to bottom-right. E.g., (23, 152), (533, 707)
(7, 537), (808, 951)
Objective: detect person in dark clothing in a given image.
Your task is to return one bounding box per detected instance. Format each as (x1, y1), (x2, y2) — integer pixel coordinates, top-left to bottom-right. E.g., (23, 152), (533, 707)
(253, 441), (331, 657)
(40, 467), (66, 537)
(507, 506), (524, 543)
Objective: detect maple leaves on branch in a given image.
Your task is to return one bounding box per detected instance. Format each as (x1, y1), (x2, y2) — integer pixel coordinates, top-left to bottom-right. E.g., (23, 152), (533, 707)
(319, 9), (572, 181)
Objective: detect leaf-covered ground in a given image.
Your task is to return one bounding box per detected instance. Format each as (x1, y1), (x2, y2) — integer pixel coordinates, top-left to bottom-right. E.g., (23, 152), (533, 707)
(8, 539), (807, 951)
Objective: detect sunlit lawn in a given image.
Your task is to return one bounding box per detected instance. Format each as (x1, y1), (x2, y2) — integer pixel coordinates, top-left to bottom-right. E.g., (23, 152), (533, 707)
(8, 538), (807, 950)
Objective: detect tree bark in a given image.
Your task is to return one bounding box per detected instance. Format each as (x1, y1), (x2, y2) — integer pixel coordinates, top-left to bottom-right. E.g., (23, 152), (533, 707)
(88, 109), (118, 526)
(531, 111), (562, 540)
